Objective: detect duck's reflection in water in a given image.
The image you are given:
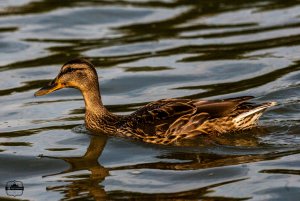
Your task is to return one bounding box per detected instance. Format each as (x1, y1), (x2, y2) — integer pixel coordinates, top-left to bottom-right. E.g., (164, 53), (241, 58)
(41, 129), (296, 200)
(44, 135), (109, 200)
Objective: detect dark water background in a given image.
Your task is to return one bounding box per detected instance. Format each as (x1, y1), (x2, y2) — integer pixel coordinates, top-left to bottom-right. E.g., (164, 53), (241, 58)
(0, 0), (300, 200)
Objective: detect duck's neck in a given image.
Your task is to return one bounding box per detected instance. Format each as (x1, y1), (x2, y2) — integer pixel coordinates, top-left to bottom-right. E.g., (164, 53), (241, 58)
(82, 84), (118, 132)
(81, 84), (110, 117)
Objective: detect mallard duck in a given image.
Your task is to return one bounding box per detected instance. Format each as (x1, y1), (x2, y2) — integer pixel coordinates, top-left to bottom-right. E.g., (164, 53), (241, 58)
(35, 58), (276, 145)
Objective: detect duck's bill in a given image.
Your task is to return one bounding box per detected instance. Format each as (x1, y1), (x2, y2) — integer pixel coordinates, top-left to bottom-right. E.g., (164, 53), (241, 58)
(34, 82), (63, 96)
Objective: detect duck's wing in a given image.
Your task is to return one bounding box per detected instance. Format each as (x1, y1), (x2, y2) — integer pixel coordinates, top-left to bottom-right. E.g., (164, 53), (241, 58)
(194, 96), (254, 118)
(141, 96), (254, 122)
(123, 98), (200, 136)
(119, 96), (255, 143)
(117, 99), (198, 140)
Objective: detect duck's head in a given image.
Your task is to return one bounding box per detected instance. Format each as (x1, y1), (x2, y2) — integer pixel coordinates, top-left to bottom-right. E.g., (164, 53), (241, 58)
(35, 58), (99, 96)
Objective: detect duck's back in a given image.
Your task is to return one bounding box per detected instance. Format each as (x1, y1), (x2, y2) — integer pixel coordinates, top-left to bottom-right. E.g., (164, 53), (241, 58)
(116, 96), (275, 144)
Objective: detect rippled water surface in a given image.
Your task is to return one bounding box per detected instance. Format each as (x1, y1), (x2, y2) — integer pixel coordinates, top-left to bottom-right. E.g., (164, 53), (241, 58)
(0, 0), (300, 200)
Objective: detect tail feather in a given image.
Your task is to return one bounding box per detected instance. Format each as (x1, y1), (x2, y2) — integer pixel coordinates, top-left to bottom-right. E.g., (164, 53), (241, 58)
(233, 101), (276, 128)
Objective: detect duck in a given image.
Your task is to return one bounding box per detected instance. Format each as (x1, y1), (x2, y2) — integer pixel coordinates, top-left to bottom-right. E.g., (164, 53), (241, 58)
(34, 58), (276, 145)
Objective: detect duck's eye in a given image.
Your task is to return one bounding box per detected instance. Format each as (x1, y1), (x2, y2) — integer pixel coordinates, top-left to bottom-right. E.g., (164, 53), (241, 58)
(59, 67), (85, 78)
(65, 68), (76, 74)
(58, 67), (77, 78)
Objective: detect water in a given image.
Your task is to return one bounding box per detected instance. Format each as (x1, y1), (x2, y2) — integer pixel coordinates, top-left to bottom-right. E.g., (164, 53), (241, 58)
(0, 0), (300, 200)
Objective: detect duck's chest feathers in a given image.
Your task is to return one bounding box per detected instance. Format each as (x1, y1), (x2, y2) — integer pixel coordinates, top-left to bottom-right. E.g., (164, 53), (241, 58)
(85, 112), (118, 134)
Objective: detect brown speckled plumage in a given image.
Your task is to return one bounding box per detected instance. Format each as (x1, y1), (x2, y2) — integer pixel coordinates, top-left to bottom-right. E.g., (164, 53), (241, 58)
(35, 58), (276, 145)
